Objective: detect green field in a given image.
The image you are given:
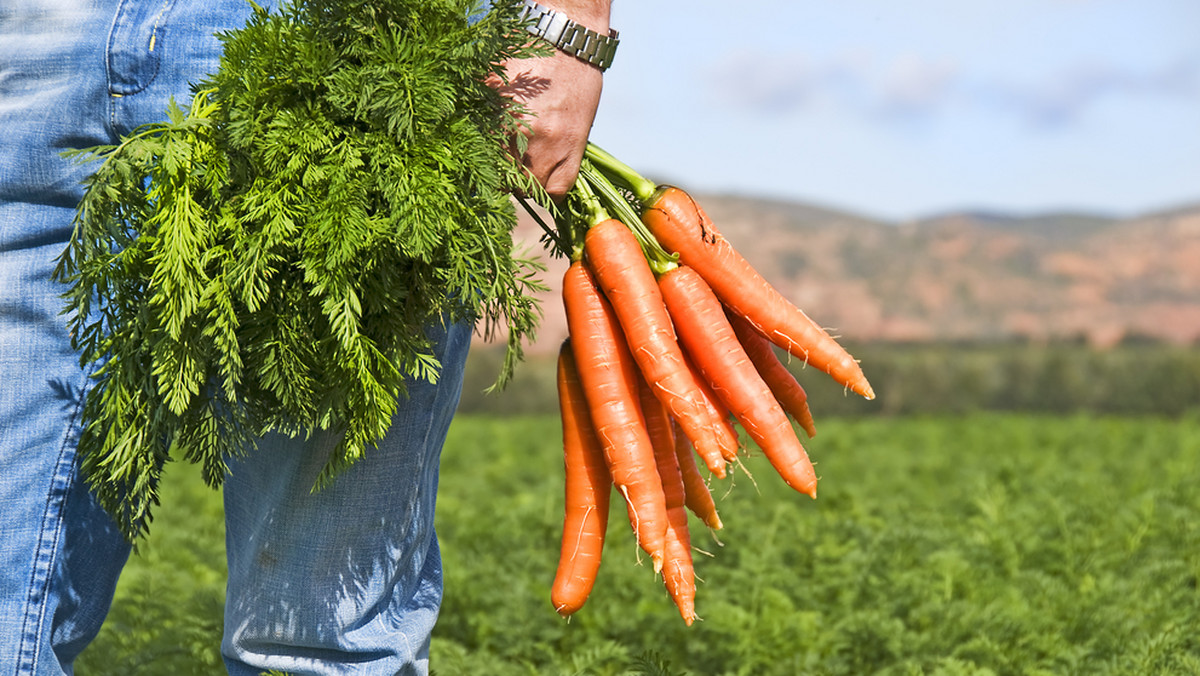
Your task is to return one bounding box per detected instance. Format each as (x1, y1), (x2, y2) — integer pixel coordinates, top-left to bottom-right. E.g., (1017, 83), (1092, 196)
(78, 413), (1200, 675)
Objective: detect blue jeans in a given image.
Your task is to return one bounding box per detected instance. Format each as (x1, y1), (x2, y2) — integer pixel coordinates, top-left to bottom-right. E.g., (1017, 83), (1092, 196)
(0, 1), (471, 673)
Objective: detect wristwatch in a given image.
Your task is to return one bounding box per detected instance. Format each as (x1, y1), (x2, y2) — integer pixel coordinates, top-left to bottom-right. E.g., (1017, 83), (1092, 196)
(517, 0), (620, 72)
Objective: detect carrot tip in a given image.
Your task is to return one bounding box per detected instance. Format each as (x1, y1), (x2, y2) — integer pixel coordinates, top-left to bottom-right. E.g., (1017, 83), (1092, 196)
(799, 418), (817, 439)
(708, 515), (724, 530)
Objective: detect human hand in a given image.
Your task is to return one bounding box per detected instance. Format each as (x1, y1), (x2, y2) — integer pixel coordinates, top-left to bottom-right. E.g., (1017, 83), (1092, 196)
(492, 1), (612, 202)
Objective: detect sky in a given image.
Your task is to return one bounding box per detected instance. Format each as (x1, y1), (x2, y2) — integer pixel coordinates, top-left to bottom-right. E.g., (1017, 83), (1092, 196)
(588, 0), (1200, 222)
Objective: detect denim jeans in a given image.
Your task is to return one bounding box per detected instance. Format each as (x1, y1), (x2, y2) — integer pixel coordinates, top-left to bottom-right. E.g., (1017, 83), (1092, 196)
(0, 1), (471, 673)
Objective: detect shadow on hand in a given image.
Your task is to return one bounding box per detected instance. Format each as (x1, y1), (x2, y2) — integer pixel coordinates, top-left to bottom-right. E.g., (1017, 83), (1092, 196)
(493, 69), (551, 106)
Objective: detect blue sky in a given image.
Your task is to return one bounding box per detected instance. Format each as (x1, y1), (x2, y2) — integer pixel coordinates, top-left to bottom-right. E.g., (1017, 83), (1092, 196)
(589, 0), (1200, 221)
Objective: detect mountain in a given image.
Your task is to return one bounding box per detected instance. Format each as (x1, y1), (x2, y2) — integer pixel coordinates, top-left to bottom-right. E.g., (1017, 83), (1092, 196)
(500, 196), (1200, 353)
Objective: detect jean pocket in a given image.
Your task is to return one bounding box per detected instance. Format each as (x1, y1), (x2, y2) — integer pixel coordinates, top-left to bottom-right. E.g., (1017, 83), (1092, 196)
(106, 0), (177, 96)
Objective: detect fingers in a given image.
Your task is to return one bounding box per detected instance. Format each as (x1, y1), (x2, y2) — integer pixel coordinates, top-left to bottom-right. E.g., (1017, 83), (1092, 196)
(491, 0), (612, 201)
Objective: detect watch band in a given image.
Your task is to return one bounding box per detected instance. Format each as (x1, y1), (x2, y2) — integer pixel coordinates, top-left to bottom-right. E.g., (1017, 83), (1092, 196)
(516, 0), (619, 72)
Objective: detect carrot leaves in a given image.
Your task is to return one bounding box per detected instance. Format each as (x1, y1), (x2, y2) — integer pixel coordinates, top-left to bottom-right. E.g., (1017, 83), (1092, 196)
(55, 0), (545, 539)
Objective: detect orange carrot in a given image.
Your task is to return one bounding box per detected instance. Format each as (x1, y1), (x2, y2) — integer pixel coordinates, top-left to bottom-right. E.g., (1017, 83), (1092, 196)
(562, 260), (668, 569)
(660, 265), (818, 498)
(728, 310), (817, 438)
(673, 420), (722, 531)
(552, 340), (613, 617)
(583, 219), (735, 477)
(637, 375), (678, 476)
(683, 353), (740, 462)
(641, 187), (874, 400)
(638, 378), (697, 625)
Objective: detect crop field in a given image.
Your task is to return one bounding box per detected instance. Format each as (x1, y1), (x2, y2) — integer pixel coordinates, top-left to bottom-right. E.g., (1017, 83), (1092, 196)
(78, 412), (1200, 675)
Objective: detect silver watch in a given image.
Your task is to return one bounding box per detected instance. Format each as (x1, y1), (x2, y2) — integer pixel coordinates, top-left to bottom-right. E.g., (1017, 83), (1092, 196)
(516, 0), (619, 72)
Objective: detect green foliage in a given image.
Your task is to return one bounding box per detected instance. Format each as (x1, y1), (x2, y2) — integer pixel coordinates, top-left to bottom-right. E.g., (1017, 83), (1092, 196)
(73, 463), (228, 674)
(54, 0), (545, 539)
(458, 342), (1200, 419)
(81, 413), (1200, 674)
(823, 342), (1200, 418)
(436, 413), (1200, 676)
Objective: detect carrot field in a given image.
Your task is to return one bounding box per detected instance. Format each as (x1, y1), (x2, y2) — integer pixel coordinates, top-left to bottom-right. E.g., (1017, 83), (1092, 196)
(77, 412), (1200, 675)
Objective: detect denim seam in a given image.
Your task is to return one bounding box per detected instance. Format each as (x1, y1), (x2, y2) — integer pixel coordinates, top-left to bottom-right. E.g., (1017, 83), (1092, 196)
(102, 2), (122, 140)
(13, 371), (91, 675)
(146, 0), (172, 59)
(135, 0), (174, 94)
(104, 0), (174, 135)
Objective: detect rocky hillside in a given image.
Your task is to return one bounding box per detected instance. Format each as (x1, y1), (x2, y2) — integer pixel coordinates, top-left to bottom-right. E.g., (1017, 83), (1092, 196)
(502, 196), (1200, 353)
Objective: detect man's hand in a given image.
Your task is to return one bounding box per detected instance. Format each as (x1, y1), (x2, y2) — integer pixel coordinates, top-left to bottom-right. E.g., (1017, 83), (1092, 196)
(493, 1), (612, 202)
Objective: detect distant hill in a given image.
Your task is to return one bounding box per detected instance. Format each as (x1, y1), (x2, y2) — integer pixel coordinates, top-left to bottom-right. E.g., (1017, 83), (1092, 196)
(498, 196), (1200, 353)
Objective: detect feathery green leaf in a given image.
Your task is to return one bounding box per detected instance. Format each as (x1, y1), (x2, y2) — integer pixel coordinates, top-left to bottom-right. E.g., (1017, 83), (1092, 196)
(55, 0), (547, 539)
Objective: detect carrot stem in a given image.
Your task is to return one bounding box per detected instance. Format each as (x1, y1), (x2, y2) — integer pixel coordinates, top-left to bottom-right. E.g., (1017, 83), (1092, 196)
(517, 196), (572, 259)
(585, 143), (656, 202)
(577, 160), (676, 276)
(573, 174), (610, 229)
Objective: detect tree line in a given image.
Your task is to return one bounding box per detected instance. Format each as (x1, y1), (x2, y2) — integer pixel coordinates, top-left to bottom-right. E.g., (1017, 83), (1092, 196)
(458, 342), (1200, 418)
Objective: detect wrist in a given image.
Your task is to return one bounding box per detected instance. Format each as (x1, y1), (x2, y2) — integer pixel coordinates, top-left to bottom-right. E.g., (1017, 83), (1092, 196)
(536, 0), (611, 33)
(517, 0), (619, 72)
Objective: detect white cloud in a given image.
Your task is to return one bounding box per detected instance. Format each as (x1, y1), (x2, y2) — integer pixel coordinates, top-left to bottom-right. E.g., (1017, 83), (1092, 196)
(877, 56), (957, 116)
(989, 57), (1200, 127)
(712, 51), (963, 122)
(713, 50), (1200, 128)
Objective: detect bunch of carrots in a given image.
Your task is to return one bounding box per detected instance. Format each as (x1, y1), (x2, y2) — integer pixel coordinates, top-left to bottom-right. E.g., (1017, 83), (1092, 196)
(545, 144), (874, 625)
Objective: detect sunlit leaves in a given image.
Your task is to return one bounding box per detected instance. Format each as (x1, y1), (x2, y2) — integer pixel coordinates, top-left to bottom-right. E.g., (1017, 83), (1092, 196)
(54, 0), (542, 538)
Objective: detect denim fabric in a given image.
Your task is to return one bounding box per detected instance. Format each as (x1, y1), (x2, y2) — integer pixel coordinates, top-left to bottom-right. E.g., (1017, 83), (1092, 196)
(0, 1), (471, 674)
(222, 320), (469, 675)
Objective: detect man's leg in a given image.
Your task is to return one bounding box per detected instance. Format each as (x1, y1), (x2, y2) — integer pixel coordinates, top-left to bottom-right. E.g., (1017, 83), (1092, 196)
(0, 1), (134, 671)
(0, 1), (272, 672)
(222, 321), (472, 676)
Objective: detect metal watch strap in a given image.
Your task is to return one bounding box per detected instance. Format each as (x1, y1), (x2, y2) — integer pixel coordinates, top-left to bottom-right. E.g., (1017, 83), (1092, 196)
(517, 0), (619, 72)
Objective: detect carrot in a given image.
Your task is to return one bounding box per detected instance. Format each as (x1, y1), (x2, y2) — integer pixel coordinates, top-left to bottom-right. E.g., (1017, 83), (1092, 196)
(582, 218), (735, 477)
(643, 187), (872, 399)
(584, 144), (870, 397)
(637, 374), (678, 478)
(551, 340), (613, 617)
(562, 260), (668, 570)
(684, 352), (740, 462)
(673, 420), (722, 531)
(660, 265), (818, 498)
(571, 158), (873, 401)
(638, 377), (697, 625)
(636, 185), (874, 401)
(728, 310), (818, 438)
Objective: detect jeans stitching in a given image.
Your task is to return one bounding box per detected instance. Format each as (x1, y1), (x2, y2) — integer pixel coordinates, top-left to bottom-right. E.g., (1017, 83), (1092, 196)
(13, 370), (91, 675)
(102, 1), (121, 139)
(147, 0), (172, 55)
(132, 0), (174, 93)
(104, 0), (176, 136)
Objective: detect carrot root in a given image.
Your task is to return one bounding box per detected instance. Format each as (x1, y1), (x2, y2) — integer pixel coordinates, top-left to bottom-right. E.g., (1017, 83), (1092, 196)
(583, 219), (731, 478)
(642, 186), (874, 400)
(551, 341), (613, 617)
(660, 265), (817, 499)
(562, 261), (669, 568)
(729, 310), (818, 438)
